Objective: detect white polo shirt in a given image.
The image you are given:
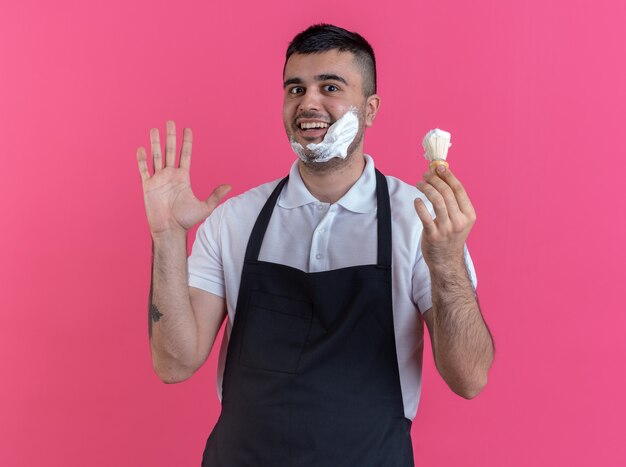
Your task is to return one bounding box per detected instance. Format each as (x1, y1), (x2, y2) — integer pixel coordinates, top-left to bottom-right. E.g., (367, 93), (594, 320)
(188, 154), (478, 421)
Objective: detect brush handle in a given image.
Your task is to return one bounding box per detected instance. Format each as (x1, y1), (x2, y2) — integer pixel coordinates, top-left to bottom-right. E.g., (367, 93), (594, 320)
(429, 160), (449, 173)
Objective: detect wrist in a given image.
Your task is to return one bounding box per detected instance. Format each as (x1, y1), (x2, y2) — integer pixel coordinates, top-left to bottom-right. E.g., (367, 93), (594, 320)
(151, 228), (187, 245)
(428, 257), (467, 277)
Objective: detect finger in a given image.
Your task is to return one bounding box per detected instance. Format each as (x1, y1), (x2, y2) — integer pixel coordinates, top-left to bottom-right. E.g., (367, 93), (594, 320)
(423, 170), (462, 220)
(179, 127), (193, 170)
(434, 165), (475, 218)
(136, 147), (150, 182)
(414, 198), (436, 235)
(165, 120), (176, 167)
(150, 128), (162, 172)
(415, 181), (450, 227)
(205, 184), (232, 211)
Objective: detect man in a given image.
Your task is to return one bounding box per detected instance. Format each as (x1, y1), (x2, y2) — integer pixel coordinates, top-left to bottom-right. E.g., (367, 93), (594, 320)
(137, 24), (494, 467)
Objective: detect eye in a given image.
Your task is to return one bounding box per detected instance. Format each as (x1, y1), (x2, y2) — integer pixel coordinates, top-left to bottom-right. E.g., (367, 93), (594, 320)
(289, 86), (304, 94)
(324, 84), (339, 92)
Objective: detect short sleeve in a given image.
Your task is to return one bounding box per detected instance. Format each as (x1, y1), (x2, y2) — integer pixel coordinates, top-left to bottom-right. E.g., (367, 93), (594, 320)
(187, 205), (226, 298)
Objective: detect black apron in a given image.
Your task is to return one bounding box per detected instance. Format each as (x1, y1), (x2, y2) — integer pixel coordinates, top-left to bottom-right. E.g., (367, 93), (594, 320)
(202, 169), (414, 466)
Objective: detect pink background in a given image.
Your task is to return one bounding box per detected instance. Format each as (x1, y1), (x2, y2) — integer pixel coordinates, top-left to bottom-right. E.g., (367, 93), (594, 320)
(1, 0), (624, 465)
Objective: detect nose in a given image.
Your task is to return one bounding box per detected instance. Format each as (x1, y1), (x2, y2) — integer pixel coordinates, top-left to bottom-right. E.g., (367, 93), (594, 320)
(298, 89), (322, 112)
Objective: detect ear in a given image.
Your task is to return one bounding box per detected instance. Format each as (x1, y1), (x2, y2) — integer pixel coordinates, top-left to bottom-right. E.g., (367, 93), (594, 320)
(364, 94), (381, 127)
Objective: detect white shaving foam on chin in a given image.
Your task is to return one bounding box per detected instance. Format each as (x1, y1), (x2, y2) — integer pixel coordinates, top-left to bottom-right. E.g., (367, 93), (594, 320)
(290, 107), (359, 163)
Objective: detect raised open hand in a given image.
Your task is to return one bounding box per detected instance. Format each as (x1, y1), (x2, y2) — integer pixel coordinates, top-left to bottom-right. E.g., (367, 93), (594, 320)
(136, 120), (231, 237)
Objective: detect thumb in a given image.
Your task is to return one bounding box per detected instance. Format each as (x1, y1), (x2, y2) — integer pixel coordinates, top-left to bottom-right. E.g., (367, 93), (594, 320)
(205, 184), (232, 211)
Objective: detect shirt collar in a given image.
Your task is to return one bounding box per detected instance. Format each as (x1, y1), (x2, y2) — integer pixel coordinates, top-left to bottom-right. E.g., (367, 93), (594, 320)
(277, 154), (377, 214)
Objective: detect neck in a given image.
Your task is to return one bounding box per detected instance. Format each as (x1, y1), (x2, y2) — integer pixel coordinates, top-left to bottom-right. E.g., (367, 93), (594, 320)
(298, 151), (366, 204)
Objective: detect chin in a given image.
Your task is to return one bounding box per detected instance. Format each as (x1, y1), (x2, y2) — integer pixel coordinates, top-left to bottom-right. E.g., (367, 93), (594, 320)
(301, 151), (357, 173)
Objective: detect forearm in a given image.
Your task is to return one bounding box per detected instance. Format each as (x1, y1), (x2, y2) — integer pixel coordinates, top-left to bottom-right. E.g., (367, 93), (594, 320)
(149, 230), (199, 383)
(430, 259), (493, 398)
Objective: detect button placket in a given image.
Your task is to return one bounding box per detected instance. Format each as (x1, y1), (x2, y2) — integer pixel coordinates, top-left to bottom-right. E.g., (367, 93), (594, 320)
(310, 204), (335, 271)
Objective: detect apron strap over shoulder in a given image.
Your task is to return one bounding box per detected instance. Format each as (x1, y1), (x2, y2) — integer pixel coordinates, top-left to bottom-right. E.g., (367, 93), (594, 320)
(374, 169), (392, 269)
(244, 176), (289, 262)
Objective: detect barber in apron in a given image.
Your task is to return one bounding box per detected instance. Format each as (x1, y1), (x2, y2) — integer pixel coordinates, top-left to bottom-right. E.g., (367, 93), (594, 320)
(202, 169), (414, 466)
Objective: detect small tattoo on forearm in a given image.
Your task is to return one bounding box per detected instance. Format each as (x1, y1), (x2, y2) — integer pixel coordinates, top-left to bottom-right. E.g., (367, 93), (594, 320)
(148, 302), (163, 338)
(150, 304), (163, 323)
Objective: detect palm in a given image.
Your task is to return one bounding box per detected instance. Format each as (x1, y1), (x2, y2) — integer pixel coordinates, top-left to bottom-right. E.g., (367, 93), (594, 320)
(143, 167), (206, 232)
(136, 120), (230, 236)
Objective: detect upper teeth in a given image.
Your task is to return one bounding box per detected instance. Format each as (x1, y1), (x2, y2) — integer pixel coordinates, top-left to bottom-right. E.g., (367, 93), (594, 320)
(300, 122), (329, 129)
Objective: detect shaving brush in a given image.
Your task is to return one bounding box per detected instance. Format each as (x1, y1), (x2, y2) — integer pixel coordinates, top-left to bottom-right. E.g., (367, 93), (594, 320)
(422, 129), (452, 172)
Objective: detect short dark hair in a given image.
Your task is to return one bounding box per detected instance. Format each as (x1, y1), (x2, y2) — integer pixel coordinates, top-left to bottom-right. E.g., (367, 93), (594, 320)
(284, 24), (377, 97)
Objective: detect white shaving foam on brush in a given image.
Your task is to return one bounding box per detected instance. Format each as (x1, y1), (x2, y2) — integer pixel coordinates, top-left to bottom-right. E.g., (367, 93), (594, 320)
(290, 107), (359, 163)
(422, 128), (452, 172)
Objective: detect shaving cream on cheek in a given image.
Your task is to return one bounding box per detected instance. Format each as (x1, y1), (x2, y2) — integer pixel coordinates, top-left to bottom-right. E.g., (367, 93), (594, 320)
(290, 107), (359, 163)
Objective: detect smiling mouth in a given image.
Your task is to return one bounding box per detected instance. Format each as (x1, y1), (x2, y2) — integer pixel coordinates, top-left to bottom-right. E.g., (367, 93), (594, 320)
(297, 121), (331, 140)
(299, 121), (329, 130)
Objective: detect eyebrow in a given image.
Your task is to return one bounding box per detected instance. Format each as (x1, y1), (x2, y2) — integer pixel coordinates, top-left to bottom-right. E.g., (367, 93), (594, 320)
(283, 73), (349, 88)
